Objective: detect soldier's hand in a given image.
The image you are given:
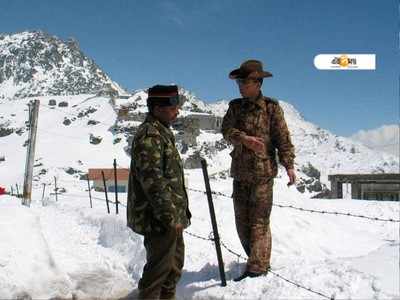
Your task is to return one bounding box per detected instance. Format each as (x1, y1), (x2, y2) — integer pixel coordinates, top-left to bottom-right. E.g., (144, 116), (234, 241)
(175, 223), (184, 235)
(242, 135), (265, 154)
(286, 168), (296, 186)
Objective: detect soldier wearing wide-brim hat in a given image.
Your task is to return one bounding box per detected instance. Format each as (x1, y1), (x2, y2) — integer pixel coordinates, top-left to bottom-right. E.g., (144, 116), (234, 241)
(222, 59), (296, 281)
(127, 85), (191, 299)
(229, 59), (273, 80)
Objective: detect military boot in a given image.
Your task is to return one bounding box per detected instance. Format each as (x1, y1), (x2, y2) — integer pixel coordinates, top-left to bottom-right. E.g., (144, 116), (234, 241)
(233, 270), (267, 282)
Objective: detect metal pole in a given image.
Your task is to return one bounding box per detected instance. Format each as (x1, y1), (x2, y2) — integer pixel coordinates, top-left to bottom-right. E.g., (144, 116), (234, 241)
(200, 158), (226, 287)
(54, 176), (58, 202)
(87, 176), (93, 208)
(101, 171), (110, 214)
(10, 186), (13, 196)
(23, 100), (40, 206)
(16, 184), (20, 198)
(113, 159), (119, 215)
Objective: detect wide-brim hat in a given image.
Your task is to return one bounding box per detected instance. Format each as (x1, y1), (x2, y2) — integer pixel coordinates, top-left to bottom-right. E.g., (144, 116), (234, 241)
(229, 59), (272, 79)
(147, 85), (179, 107)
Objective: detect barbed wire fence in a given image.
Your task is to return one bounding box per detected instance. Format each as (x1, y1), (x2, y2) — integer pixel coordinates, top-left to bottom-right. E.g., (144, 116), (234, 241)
(185, 184), (399, 299)
(184, 186), (398, 298)
(13, 177), (399, 299)
(29, 181), (341, 298)
(187, 187), (400, 223)
(33, 182), (399, 223)
(185, 230), (335, 299)
(19, 156), (400, 299)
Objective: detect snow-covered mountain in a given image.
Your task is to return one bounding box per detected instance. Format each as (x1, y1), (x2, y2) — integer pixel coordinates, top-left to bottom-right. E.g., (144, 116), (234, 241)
(0, 31), (125, 99)
(0, 31), (398, 197)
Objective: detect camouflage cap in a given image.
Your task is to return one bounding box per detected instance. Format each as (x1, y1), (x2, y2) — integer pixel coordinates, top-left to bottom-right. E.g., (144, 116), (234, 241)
(147, 85), (179, 107)
(229, 59), (273, 80)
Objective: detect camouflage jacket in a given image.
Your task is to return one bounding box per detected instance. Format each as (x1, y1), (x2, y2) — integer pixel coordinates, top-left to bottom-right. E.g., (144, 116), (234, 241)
(221, 93), (295, 183)
(127, 114), (191, 235)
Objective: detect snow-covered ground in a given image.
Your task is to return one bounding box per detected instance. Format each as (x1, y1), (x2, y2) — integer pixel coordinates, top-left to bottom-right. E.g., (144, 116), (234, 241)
(0, 173), (398, 299)
(1, 94), (399, 299)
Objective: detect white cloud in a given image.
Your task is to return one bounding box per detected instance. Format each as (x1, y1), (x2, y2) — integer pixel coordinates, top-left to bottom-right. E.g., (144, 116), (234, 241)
(350, 124), (399, 157)
(159, 1), (185, 27)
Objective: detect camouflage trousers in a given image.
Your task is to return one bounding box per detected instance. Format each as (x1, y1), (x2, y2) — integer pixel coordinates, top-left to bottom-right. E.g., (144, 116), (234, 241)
(232, 179), (273, 273)
(138, 227), (184, 300)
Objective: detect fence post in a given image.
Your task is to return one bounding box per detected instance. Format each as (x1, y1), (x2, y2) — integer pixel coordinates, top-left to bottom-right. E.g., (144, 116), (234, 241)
(22, 100), (40, 206)
(54, 177), (58, 202)
(87, 176), (93, 208)
(101, 171), (110, 214)
(200, 158), (227, 287)
(41, 183), (46, 202)
(113, 159), (119, 215)
(16, 184), (20, 198)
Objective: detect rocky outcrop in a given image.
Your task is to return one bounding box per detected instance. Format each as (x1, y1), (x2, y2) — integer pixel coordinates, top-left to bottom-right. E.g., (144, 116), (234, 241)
(0, 31), (124, 99)
(89, 134), (102, 145)
(301, 162), (321, 180)
(0, 125), (13, 137)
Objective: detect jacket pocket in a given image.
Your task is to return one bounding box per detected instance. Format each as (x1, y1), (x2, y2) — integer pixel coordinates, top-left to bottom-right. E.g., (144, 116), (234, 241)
(254, 157), (272, 178)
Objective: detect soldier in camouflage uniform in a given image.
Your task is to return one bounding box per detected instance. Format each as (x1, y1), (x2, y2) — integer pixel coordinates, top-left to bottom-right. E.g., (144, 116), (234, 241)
(127, 85), (191, 299)
(221, 60), (296, 281)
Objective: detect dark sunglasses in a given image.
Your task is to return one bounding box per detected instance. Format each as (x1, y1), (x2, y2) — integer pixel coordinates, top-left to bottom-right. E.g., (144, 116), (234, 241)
(235, 78), (257, 86)
(149, 95), (180, 106)
(167, 95), (180, 106)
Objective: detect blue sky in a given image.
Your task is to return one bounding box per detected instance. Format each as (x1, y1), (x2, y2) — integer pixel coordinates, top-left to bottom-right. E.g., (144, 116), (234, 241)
(0, 0), (398, 136)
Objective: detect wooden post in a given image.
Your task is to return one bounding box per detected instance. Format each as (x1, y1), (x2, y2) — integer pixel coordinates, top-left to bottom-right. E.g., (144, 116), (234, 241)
(113, 159), (119, 215)
(23, 100), (40, 206)
(41, 183), (46, 201)
(87, 176), (93, 208)
(200, 158), (226, 287)
(101, 171), (110, 214)
(54, 176), (58, 202)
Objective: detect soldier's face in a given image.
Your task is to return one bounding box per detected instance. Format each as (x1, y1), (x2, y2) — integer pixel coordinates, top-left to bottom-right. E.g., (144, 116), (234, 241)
(236, 79), (261, 98)
(154, 105), (180, 125)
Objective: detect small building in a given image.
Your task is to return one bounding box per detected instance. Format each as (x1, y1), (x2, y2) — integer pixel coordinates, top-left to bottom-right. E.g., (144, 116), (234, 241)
(174, 113), (222, 132)
(328, 173), (400, 201)
(184, 113), (222, 131)
(88, 168), (129, 193)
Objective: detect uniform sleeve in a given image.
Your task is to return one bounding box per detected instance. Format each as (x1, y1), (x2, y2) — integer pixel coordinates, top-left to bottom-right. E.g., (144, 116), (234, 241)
(270, 104), (295, 169)
(221, 104), (246, 145)
(133, 133), (177, 228)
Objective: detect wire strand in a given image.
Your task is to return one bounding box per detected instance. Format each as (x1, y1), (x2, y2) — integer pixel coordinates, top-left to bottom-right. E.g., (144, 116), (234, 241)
(187, 187), (400, 223)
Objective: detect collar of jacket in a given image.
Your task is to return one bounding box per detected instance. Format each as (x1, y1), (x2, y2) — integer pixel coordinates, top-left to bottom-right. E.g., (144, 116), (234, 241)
(244, 92), (266, 110)
(145, 113), (174, 139)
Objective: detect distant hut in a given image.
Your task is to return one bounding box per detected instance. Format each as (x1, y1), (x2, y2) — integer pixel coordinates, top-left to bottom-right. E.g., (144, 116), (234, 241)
(88, 168), (129, 192)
